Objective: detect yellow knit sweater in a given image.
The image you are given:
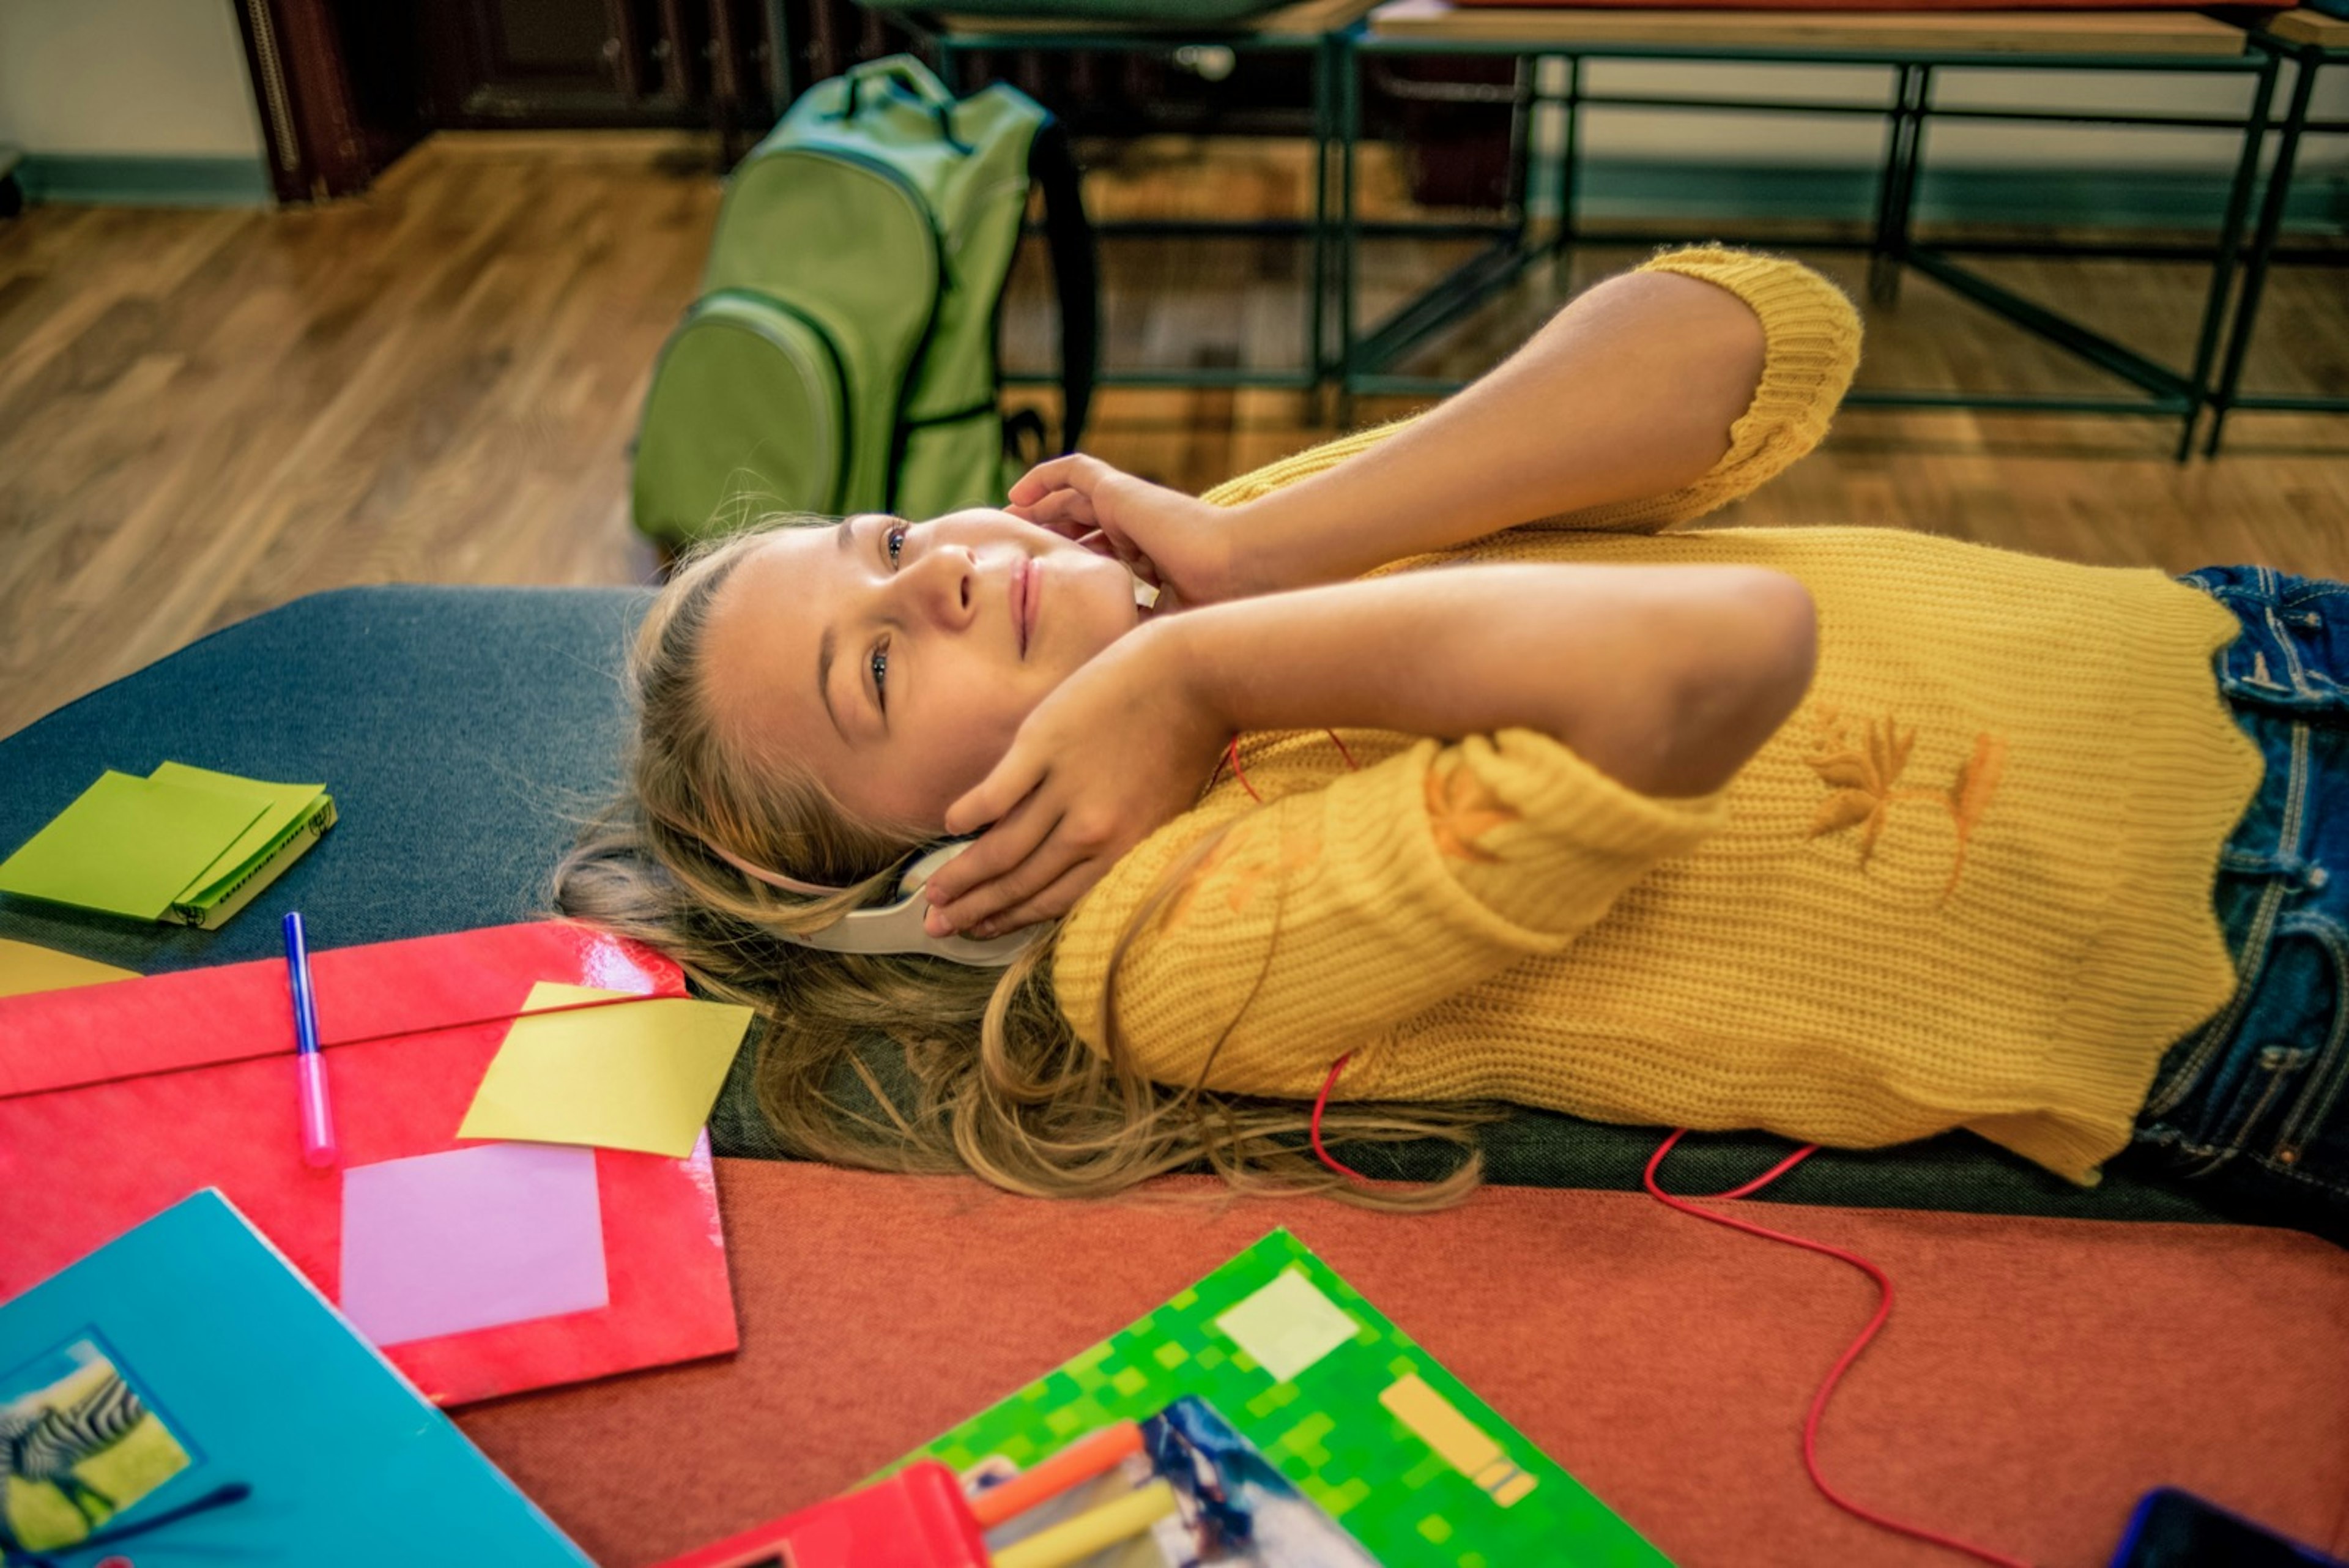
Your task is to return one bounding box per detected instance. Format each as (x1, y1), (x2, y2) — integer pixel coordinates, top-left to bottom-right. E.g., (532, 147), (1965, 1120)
(1050, 247), (2264, 1184)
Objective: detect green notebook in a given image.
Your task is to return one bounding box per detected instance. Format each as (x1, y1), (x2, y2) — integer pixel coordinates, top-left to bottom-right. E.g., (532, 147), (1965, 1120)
(0, 763), (335, 929)
(906, 1230), (1672, 1567)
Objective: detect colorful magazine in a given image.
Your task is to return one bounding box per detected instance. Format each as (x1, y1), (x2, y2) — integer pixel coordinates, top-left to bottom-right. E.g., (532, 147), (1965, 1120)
(908, 1230), (1671, 1567)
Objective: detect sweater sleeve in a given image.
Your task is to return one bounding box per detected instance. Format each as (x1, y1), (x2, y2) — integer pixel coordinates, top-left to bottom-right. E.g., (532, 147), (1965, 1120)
(1050, 729), (1725, 1095)
(1198, 247), (1861, 530)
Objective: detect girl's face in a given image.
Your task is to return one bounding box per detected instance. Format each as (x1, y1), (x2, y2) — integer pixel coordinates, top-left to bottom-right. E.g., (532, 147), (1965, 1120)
(699, 510), (1143, 834)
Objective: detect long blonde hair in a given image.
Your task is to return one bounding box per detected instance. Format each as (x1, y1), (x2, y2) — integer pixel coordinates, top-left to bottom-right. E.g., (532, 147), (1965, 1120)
(554, 518), (1488, 1209)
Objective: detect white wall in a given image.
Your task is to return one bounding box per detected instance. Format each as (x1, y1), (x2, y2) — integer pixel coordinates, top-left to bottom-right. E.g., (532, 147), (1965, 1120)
(0, 6), (2334, 196)
(0, 0), (264, 157)
(1542, 56), (2349, 175)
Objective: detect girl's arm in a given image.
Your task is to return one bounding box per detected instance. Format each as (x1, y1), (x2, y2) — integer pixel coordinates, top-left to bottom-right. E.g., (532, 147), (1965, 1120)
(1155, 561), (1814, 800)
(1048, 723), (1741, 1097)
(1009, 249), (1861, 604)
(924, 562), (1815, 937)
(1221, 269), (1766, 593)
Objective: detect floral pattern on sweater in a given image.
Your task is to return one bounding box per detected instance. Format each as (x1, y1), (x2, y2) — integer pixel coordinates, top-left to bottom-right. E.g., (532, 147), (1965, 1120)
(1802, 705), (2008, 904)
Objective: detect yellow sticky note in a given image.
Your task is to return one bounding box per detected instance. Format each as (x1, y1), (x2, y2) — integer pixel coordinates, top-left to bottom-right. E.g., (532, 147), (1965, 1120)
(0, 938), (140, 999)
(457, 981), (753, 1158)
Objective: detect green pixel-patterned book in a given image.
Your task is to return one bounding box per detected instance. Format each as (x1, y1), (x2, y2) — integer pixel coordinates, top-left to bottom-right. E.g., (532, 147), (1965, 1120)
(905, 1229), (1672, 1567)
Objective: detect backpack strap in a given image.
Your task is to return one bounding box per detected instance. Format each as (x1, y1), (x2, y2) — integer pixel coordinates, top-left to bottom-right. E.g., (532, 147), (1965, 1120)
(1027, 118), (1097, 454)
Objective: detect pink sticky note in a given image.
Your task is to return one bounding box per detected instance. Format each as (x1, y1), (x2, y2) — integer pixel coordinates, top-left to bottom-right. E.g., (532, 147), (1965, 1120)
(338, 1143), (608, 1348)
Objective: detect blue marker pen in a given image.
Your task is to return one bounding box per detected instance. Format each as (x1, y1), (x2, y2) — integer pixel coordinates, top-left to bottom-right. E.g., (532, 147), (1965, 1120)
(281, 911), (339, 1169)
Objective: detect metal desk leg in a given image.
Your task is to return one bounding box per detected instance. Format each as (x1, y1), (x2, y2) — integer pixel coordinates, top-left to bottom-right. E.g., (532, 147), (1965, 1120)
(1338, 33), (1361, 428)
(2178, 45), (2277, 461)
(1870, 64), (1925, 303)
(1560, 54), (1581, 251)
(1505, 51), (1536, 250)
(2206, 42), (2317, 456)
(1891, 66), (1932, 288)
(1310, 31), (1334, 403)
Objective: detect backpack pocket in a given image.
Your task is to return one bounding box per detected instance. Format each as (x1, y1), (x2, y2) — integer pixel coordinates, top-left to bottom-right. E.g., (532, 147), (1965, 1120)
(632, 290), (854, 547)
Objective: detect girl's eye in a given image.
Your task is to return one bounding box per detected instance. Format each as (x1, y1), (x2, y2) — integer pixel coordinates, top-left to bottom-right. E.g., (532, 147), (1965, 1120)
(869, 640), (891, 712)
(885, 524), (908, 568)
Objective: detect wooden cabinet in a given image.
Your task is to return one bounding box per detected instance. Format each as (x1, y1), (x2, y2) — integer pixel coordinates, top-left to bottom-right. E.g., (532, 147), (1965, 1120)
(416, 0), (720, 127)
(238, 0), (1340, 201)
(239, 0), (802, 198)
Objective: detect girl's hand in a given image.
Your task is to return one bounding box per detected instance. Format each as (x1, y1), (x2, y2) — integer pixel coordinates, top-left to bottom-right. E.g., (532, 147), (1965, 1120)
(1004, 455), (1249, 611)
(920, 623), (1226, 940)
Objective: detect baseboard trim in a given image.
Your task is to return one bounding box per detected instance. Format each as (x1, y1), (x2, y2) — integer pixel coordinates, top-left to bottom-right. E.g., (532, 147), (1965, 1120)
(7, 147), (2342, 233)
(17, 154), (273, 209)
(1536, 158), (2347, 234)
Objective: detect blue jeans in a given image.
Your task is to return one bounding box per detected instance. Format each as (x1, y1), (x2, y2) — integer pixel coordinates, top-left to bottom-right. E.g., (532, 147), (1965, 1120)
(2129, 566), (2349, 1243)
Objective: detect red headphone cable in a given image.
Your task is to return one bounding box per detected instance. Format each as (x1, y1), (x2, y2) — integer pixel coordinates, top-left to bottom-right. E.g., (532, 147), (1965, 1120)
(1310, 1054), (2031, 1568)
(1309, 1051), (1372, 1181)
(1212, 729), (1362, 805)
(1640, 1131), (2033, 1568)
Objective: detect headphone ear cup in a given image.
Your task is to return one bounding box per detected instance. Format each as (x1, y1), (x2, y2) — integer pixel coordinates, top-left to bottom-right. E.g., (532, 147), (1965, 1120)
(896, 838), (977, 901)
(773, 838), (1040, 967)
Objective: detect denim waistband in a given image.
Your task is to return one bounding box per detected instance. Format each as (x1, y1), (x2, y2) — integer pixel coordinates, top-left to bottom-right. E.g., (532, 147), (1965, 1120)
(2136, 567), (2348, 1200)
(2179, 565), (2348, 719)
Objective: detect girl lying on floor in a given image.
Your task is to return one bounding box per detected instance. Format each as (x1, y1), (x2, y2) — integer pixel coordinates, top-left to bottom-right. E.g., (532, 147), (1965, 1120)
(557, 247), (2348, 1238)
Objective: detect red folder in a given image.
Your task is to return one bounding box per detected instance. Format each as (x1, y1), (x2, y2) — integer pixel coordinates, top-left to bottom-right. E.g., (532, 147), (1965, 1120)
(0, 921), (740, 1406)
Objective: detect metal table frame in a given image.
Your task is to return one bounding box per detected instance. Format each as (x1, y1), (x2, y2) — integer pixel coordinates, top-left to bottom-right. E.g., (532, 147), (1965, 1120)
(2204, 23), (2349, 454)
(1338, 29), (2280, 457)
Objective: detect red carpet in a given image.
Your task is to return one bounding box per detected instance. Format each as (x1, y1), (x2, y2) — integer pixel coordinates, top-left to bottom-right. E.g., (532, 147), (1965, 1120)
(456, 1160), (2349, 1567)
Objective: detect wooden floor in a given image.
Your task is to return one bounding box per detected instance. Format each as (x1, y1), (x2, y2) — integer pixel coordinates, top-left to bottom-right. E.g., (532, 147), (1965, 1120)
(2, 130), (2345, 740)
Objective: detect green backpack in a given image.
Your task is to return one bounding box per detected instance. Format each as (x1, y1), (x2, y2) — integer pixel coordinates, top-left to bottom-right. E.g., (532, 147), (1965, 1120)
(632, 56), (1096, 548)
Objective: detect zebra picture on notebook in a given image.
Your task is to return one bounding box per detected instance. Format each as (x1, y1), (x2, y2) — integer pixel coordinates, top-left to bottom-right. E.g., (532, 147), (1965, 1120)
(0, 1337), (190, 1554)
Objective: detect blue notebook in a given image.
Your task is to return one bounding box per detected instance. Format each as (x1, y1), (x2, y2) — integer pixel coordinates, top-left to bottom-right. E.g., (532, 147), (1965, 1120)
(0, 1189), (590, 1566)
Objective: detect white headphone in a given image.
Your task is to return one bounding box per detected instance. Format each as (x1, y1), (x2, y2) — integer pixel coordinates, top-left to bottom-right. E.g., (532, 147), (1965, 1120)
(710, 838), (1043, 967)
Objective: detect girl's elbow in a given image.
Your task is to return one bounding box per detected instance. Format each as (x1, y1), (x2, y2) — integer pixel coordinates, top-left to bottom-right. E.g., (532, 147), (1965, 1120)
(1657, 571), (1816, 796)
(1753, 571), (1819, 721)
